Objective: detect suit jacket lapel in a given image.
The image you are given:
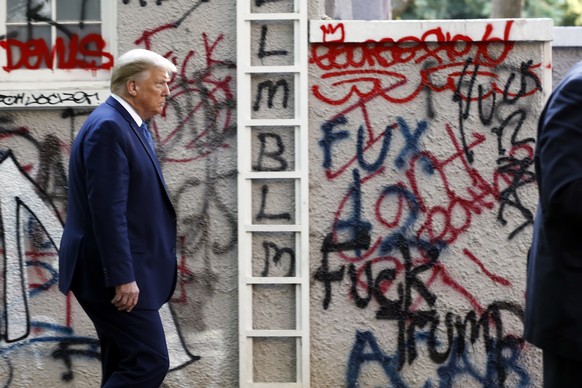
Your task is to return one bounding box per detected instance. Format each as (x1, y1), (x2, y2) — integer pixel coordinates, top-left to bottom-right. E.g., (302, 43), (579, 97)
(106, 97), (174, 207)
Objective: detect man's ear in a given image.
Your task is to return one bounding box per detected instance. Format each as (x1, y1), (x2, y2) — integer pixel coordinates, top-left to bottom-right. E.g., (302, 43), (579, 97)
(126, 79), (138, 96)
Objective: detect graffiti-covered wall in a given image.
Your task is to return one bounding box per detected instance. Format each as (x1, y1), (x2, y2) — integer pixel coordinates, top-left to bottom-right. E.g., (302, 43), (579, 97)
(0, 0), (578, 386)
(0, 1), (237, 387)
(309, 19), (551, 387)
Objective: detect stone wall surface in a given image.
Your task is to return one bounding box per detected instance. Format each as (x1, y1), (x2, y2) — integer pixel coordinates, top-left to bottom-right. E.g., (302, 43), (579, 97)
(308, 19), (551, 387)
(0, 1), (238, 387)
(0, 1), (580, 386)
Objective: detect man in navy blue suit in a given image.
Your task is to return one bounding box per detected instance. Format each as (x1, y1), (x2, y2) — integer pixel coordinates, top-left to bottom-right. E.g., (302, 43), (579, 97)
(525, 61), (582, 387)
(59, 49), (178, 387)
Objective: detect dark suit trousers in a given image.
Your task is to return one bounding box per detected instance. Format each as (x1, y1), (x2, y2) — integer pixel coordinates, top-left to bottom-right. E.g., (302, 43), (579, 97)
(543, 350), (582, 387)
(77, 298), (170, 388)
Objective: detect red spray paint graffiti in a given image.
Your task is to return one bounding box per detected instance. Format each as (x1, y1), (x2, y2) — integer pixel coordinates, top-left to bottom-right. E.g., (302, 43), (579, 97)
(312, 19), (541, 386)
(1, 34), (114, 72)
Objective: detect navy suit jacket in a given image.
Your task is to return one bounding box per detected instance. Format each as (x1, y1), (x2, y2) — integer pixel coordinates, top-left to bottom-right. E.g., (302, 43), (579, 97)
(59, 96), (177, 310)
(525, 62), (582, 360)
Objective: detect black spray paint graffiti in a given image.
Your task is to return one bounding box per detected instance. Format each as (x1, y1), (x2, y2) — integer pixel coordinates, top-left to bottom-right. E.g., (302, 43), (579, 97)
(347, 300), (528, 387)
(122, 0), (167, 6)
(51, 337), (101, 382)
(253, 80), (290, 111)
(174, 170), (237, 257)
(0, 2), (236, 380)
(0, 1), (242, 384)
(0, 128), (98, 383)
(164, 53), (238, 261)
(22, 0), (99, 22)
(0, 151), (64, 343)
(252, 131), (295, 277)
(255, 0), (287, 6)
(172, 168), (237, 331)
(317, 232), (527, 385)
(0, 91), (102, 108)
(0, 31), (18, 41)
(253, 132), (289, 172)
(0, 116), (69, 211)
(313, 43), (541, 386)
(35, 134), (68, 211)
(142, 27), (232, 297)
(0, 114), (201, 382)
(61, 108), (93, 143)
(452, 58), (538, 239)
(130, 1), (238, 345)
(251, 22), (292, 110)
(0, 150), (92, 386)
(258, 25), (289, 59)
(1, 334), (100, 386)
(256, 184), (292, 221)
(261, 241), (295, 277)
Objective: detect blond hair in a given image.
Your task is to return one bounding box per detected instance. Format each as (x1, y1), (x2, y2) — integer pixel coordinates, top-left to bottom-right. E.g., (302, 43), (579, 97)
(110, 49), (177, 95)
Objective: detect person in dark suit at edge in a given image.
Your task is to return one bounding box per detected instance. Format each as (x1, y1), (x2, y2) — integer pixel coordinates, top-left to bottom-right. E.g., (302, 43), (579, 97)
(59, 49), (178, 387)
(525, 61), (582, 387)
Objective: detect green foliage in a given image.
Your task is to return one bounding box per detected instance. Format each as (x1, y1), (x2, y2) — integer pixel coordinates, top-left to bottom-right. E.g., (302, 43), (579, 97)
(525, 0), (582, 25)
(562, 0), (582, 26)
(525, 0), (566, 22)
(399, 0), (582, 25)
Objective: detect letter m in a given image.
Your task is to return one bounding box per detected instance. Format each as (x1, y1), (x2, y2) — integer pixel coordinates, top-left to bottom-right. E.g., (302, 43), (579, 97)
(253, 79), (289, 112)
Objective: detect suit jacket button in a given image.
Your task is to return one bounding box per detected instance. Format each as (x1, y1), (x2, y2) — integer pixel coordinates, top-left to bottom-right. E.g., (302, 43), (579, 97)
(171, 247), (176, 254)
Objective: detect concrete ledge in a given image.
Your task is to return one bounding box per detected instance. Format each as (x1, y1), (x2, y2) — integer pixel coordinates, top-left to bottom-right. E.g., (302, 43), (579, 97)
(310, 18), (553, 43)
(553, 26), (582, 47)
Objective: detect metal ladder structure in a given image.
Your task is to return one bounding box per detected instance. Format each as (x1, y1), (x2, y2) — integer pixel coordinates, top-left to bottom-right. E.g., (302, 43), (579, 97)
(237, 0), (309, 386)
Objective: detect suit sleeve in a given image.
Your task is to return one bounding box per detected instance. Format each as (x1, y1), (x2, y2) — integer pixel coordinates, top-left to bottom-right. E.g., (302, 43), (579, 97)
(83, 119), (134, 287)
(554, 180), (582, 219)
(538, 73), (582, 213)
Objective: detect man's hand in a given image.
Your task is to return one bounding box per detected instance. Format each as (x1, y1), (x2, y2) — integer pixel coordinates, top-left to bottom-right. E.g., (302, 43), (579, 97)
(111, 281), (139, 312)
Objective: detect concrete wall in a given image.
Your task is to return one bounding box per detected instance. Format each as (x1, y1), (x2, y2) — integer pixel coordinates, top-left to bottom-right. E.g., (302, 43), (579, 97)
(309, 18), (551, 387)
(0, 1), (580, 386)
(552, 27), (582, 86)
(0, 1), (238, 387)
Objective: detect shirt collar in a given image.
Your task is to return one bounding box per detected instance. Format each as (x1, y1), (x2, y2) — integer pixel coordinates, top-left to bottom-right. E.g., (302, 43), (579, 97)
(111, 93), (143, 127)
